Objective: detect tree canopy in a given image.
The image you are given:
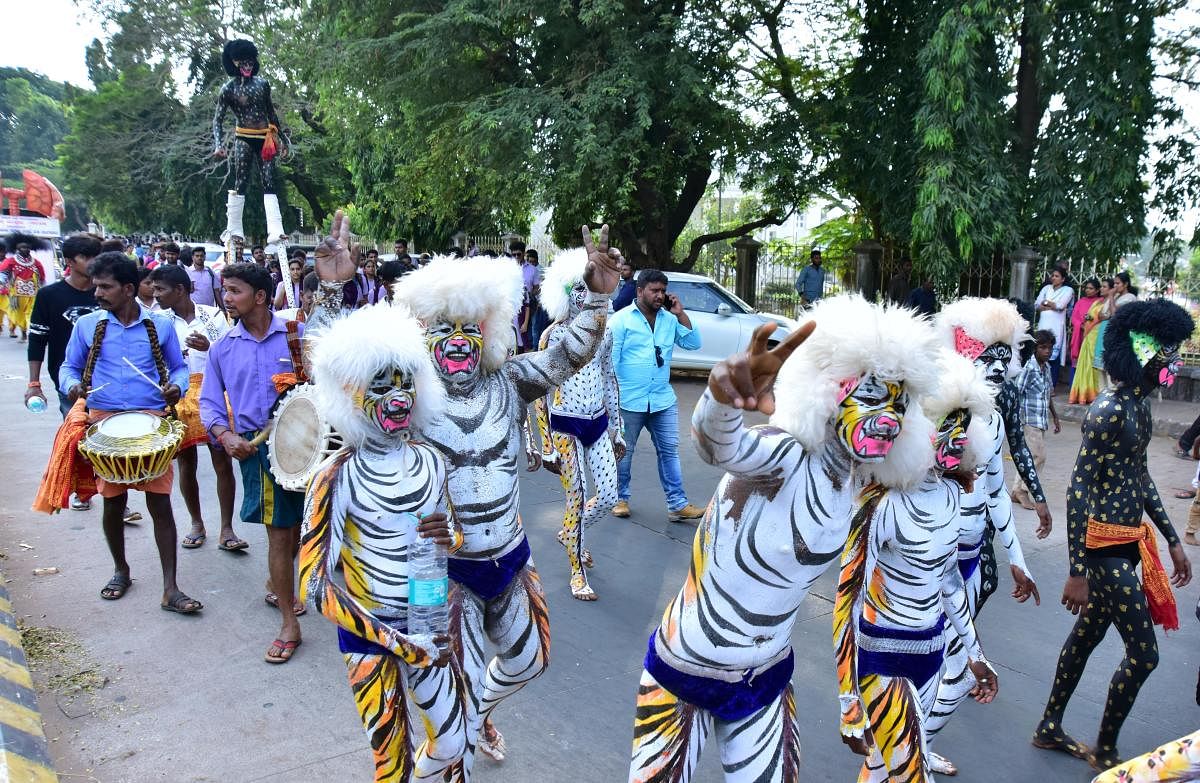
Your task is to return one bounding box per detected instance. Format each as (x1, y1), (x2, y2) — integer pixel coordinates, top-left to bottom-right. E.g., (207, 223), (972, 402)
(12, 0), (1197, 271)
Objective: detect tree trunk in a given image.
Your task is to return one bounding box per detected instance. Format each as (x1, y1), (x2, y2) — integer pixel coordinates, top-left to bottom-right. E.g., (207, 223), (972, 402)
(1013, 0), (1046, 182)
(283, 169), (327, 228)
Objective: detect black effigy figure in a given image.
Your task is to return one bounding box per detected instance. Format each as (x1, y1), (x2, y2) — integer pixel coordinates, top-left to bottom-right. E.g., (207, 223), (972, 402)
(1032, 298), (1194, 773)
(212, 39), (288, 243)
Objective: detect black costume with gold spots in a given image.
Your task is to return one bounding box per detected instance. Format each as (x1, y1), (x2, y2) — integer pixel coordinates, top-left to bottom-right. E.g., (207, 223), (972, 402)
(1036, 298), (1193, 768)
(212, 41), (282, 196)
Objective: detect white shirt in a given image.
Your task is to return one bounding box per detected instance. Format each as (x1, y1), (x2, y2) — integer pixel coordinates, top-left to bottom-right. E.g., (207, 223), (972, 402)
(166, 304), (229, 375)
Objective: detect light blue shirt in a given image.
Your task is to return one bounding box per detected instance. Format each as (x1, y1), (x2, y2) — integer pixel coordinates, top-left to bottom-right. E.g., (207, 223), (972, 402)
(609, 304), (700, 413)
(59, 307), (189, 412)
(796, 264), (826, 301)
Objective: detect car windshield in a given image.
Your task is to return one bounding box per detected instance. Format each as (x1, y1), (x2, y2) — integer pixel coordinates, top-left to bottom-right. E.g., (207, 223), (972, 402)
(668, 279), (752, 314)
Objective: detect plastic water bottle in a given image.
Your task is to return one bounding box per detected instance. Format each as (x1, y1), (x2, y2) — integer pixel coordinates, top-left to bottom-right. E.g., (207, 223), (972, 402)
(26, 395), (47, 414)
(408, 512), (449, 642)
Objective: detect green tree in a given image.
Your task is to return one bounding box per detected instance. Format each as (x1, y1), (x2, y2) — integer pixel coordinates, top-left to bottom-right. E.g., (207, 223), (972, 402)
(307, 0), (774, 267)
(723, 0), (1199, 287)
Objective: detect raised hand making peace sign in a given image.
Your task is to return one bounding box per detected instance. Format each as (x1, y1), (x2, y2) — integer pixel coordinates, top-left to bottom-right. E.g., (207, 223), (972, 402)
(314, 209), (359, 283)
(581, 224), (623, 296)
(707, 321), (817, 414)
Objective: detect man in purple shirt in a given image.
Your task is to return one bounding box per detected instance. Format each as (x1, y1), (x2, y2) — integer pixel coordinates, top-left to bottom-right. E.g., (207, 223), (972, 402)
(201, 262), (307, 663)
(187, 246), (224, 310)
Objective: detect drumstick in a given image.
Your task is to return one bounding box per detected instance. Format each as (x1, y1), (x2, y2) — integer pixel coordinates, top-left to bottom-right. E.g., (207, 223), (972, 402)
(248, 421), (274, 447)
(123, 357), (166, 390)
(122, 357), (179, 418)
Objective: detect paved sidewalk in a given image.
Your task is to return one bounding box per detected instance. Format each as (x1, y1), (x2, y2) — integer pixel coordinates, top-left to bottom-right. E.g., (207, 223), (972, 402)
(0, 334), (1198, 782)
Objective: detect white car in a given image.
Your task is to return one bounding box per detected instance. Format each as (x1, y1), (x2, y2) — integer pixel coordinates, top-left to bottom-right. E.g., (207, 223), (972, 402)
(657, 271), (798, 370)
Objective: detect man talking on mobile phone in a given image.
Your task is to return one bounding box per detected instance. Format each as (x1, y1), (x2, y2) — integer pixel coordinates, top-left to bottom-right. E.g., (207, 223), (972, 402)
(608, 269), (704, 523)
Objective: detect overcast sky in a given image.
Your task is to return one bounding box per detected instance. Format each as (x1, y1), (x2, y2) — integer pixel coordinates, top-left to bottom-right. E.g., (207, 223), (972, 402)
(4, 0), (102, 88)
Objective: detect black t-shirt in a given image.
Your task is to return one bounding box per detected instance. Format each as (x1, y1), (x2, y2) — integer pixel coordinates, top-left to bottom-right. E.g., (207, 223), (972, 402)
(27, 280), (98, 389)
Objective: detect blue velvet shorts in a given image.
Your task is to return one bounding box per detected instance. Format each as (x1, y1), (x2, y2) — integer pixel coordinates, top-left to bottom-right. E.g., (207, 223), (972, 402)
(643, 633), (794, 722)
(447, 536), (531, 602)
(550, 411), (609, 447)
(856, 616), (946, 690)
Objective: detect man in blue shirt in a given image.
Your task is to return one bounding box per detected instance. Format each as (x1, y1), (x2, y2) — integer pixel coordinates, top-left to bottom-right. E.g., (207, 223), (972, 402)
(612, 260), (637, 311)
(609, 269), (704, 521)
(59, 252), (200, 614)
(794, 249), (826, 305)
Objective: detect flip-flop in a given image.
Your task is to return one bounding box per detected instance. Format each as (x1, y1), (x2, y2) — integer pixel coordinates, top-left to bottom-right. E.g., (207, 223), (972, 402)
(161, 592), (203, 614)
(1174, 490), (1196, 499)
(265, 592), (307, 616)
(100, 573), (132, 600)
(181, 533), (206, 549)
(265, 638), (301, 664)
(218, 537), (249, 551)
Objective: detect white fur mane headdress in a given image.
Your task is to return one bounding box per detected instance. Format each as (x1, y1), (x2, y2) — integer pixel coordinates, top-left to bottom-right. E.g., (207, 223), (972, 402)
(540, 247), (588, 323)
(935, 297), (1028, 378)
(392, 256), (524, 372)
(310, 304), (446, 448)
(770, 295), (940, 489)
(921, 349), (996, 472)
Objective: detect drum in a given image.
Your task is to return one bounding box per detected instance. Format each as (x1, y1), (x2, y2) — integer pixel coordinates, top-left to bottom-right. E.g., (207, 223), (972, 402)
(267, 384), (343, 491)
(78, 412), (186, 484)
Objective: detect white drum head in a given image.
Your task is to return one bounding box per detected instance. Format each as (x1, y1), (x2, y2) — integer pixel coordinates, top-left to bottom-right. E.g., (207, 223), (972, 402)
(96, 412), (161, 438)
(268, 385), (337, 490)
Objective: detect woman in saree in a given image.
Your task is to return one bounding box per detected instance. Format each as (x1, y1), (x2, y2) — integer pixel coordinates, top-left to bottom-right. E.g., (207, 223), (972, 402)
(1068, 278), (1104, 404)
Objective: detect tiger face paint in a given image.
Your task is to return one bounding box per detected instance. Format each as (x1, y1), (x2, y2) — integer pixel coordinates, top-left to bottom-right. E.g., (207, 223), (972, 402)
(933, 409), (970, 472)
(1131, 331), (1183, 388)
(427, 321), (484, 382)
(835, 373), (906, 462)
(567, 280), (588, 318)
(975, 342), (1012, 392)
(358, 367), (417, 439)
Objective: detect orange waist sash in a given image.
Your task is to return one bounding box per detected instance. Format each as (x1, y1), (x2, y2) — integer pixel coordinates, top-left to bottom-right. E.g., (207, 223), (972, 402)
(1085, 519), (1178, 631)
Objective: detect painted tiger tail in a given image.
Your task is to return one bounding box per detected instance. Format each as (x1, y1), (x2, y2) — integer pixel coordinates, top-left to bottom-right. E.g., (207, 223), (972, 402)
(630, 670), (703, 783)
(859, 674), (928, 783)
(345, 652), (414, 783)
(835, 483), (885, 739)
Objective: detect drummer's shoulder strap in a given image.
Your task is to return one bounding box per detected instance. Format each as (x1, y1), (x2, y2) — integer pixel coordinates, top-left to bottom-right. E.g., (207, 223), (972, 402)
(142, 317), (170, 387)
(142, 317), (179, 417)
(79, 317), (109, 392)
(284, 319), (308, 383)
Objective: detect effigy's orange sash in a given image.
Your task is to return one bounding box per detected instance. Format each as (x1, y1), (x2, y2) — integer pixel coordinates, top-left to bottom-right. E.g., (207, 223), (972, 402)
(1086, 518), (1178, 631)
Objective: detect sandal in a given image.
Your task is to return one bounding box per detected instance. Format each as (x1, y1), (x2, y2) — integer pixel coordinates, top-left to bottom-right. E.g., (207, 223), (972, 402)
(569, 574), (597, 602)
(181, 533), (206, 549)
(100, 573), (132, 600)
(478, 720), (507, 762)
(265, 592), (307, 617)
(161, 592), (203, 614)
(1174, 489), (1196, 500)
(265, 638), (301, 664)
(1031, 723), (1091, 761)
(927, 751), (957, 776)
(218, 537), (249, 551)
